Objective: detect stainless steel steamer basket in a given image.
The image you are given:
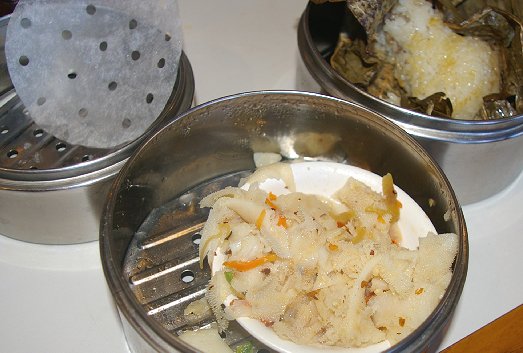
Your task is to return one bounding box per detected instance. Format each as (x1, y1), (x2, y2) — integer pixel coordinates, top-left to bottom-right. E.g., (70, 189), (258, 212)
(0, 15), (195, 244)
(296, 1), (523, 205)
(100, 91), (468, 353)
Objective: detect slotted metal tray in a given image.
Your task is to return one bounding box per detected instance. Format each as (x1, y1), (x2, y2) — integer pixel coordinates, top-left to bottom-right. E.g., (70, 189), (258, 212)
(123, 170), (273, 352)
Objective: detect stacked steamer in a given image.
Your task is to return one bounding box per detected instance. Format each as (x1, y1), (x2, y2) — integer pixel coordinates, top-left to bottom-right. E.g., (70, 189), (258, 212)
(100, 92), (468, 353)
(297, 0), (523, 204)
(0, 0), (194, 244)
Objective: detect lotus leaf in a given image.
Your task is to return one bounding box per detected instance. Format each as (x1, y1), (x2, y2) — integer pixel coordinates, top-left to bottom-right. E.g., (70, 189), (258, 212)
(329, 0), (523, 120)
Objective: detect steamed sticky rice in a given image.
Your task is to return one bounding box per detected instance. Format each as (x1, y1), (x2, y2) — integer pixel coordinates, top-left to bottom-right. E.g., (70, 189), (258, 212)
(373, 0), (500, 119)
(329, 0), (523, 120)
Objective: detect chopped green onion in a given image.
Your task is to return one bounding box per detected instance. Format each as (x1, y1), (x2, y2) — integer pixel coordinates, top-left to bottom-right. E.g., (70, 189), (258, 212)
(235, 341), (254, 353)
(224, 271), (234, 283)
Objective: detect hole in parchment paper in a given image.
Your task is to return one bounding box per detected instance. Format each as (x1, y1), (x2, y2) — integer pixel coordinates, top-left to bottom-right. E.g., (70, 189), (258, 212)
(146, 93), (154, 104)
(78, 108), (88, 118)
(157, 58), (165, 68)
(191, 233), (201, 245)
(99, 41), (107, 51)
(129, 19), (137, 30)
(131, 51), (140, 60)
(62, 30), (72, 40)
(20, 18), (31, 28)
(165, 33), (171, 41)
(108, 81), (117, 91)
(56, 142), (67, 152)
(122, 118), (131, 129)
(19, 56), (29, 66)
(181, 270), (195, 283)
(36, 97), (46, 106)
(68, 72), (77, 79)
(7, 150), (18, 159)
(86, 4), (96, 15)
(33, 128), (43, 137)
(1, 126), (8, 134)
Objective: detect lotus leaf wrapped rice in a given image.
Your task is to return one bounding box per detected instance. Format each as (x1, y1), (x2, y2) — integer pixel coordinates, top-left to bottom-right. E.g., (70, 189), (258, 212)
(373, 0), (500, 119)
(330, 0), (523, 119)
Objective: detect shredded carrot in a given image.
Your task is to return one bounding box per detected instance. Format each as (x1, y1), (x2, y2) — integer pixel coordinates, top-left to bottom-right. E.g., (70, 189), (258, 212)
(399, 317), (406, 327)
(265, 192), (278, 210)
(306, 289), (320, 300)
(223, 252), (278, 272)
(277, 214), (288, 228)
(328, 243), (338, 251)
(255, 209), (266, 230)
(265, 199), (277, 210)
(365, 291), (376, 304)
(262, 319), (274, 327)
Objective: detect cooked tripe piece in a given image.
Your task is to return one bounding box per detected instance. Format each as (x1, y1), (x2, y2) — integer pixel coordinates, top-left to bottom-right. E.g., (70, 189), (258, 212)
(374, 0), (500, 119)
(199, 163), (458, 348)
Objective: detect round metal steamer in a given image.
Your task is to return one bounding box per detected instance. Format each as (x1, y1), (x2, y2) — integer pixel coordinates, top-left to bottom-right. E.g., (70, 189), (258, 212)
(296, 2), (523, 205)
(0, 15), (195, 244)
(100, 91), (468, 353)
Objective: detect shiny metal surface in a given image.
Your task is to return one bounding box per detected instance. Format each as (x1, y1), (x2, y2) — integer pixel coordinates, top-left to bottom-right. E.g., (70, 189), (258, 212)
(296, 2), (523, 205)
(122, 170), (267, 352)
(0, 15), (195, 244)
(100, 91), (468, 353)
(0, 160), (123, 244)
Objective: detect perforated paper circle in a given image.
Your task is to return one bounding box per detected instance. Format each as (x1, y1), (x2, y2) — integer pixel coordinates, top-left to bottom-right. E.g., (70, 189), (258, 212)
(5, 0), (182, 148)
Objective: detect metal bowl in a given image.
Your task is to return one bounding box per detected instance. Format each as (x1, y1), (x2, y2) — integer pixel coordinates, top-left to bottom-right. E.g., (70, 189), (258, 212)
(0, 15), (195, 244)
(296, 1), (523, 205)
(100, 91), (468, 353)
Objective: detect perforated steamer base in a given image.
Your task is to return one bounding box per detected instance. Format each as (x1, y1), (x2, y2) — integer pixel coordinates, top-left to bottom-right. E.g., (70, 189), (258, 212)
(123, 170), (274, 352)
(0, 90), (111, 171)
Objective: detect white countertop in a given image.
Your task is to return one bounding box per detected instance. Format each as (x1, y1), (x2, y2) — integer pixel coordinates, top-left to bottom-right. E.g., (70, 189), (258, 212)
(1, 1), (522, 352)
